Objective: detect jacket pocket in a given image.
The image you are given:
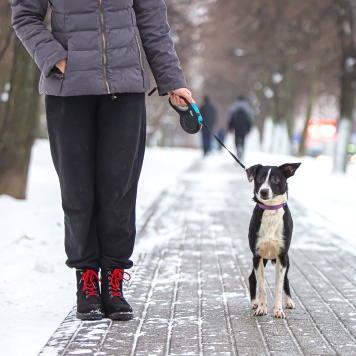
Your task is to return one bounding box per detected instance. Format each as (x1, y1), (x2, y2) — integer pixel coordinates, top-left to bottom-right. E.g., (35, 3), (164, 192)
(42, 69), (65, 96)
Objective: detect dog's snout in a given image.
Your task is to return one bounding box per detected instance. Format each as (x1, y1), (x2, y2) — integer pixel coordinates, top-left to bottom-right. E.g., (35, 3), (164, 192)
(260, 189), (269, 199)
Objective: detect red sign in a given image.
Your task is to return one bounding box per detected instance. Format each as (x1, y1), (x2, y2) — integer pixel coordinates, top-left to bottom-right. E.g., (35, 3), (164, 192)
(307, 119), (338, 142)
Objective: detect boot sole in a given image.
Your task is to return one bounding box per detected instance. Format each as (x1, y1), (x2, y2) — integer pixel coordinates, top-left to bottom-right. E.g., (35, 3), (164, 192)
(76, 312), (104, 320)
(107, 311), (134, 320)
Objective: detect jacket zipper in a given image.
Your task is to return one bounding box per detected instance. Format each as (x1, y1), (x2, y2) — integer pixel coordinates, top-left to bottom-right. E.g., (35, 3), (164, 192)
(99, 0), (110, 94)
(135, 35), (145, 77)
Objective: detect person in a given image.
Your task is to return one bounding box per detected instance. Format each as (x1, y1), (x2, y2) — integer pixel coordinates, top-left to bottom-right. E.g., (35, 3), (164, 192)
(199, 95), (217, 155)
(227, 95), (253, 160)
(11, 0), (195, 321)
(216, 127), (226, 151)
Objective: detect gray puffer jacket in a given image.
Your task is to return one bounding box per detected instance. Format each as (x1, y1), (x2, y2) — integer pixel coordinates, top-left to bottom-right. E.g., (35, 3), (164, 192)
(11, 0), (187, 97)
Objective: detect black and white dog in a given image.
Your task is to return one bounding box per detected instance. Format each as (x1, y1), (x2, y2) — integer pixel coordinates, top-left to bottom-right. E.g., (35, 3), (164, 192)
(246, 163), (301, 319)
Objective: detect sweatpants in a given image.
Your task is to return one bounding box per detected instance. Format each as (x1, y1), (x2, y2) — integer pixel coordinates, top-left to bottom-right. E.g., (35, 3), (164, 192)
(45, 93), (146, 270)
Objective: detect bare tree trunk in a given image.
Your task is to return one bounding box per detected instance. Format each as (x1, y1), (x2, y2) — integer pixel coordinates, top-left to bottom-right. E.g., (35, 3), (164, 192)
(333, 0), (356, 173)
(285, 64), (294, 144)
(334, 53), (355, 173)
(0, 0), (12, 57)
(298, 64), (320, 156)
(0, 0), (15, 129)
(0, 37), (41, 199)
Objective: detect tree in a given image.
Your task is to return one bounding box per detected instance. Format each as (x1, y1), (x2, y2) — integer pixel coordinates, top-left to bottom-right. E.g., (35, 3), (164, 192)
(331, 0), (356, 173)
(199, 0), (347, 159)
(0, 1), (41, 199)
(0, 0), (15, 127)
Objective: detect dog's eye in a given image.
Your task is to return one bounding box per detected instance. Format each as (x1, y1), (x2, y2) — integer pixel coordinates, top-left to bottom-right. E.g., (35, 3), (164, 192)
(256, 176), (264, 183)
(271, 176), (280, 184)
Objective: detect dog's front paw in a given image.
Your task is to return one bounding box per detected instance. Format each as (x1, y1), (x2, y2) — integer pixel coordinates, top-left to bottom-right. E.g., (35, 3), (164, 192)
(255, 303), (268, 316)
(251, 299), (259, 309)
(273, 307), (286, 319)
(285, 296), (295, 309)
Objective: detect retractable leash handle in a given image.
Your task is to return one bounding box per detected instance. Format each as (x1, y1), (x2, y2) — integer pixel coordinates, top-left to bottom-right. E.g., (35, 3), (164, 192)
(167, 93), (246, 170)
(168, 97), (203, 134)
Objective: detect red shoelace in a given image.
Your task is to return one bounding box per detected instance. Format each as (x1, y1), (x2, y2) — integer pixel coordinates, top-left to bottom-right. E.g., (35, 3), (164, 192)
(80, 270), (101, 297)
(109, 268), (131, 297)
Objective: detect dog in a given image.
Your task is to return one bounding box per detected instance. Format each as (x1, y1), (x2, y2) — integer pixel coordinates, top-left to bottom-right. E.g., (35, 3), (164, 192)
(246, 163), (301, 319)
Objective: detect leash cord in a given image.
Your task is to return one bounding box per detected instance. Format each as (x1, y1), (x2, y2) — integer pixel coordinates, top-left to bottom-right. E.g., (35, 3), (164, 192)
(202, 122), (246, 171)
(148, 88), (246, 170)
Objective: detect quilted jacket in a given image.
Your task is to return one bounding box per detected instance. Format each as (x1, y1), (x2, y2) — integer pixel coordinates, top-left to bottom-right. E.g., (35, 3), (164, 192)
(11, 0), (187, 96)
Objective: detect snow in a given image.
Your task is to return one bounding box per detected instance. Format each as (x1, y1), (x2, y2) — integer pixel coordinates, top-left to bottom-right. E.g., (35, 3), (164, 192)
(0, 136), (355, 356)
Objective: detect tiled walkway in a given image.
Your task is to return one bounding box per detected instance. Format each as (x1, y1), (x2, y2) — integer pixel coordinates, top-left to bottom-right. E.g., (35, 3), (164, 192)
(40, 155), (356, 355)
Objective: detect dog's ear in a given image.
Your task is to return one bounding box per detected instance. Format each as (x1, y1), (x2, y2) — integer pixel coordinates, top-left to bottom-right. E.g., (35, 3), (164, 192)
(246, 164), (262, 182)
(279, 163), (301, 178)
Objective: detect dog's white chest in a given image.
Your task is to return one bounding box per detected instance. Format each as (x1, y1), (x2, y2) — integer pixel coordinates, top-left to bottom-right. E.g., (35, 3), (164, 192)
(256, 209), (285, 259)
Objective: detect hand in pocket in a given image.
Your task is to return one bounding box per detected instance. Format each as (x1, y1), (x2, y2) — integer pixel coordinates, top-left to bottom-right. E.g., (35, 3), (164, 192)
(55, 59), (67, 74)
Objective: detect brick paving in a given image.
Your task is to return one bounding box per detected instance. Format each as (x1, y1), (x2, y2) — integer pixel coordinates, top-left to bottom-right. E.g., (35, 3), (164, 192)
(40, 155), (356, 356)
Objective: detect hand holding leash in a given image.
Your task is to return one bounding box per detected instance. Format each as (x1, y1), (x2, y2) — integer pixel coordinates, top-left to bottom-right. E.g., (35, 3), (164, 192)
(169, 96), (203, 134)
(168, 88), (194, 107)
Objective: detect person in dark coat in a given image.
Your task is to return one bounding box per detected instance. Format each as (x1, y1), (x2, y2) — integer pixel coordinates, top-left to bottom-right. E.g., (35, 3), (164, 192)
(228, 96), (253, 160)
(12, 0), (196, 321)
(200, 95), (217, 155)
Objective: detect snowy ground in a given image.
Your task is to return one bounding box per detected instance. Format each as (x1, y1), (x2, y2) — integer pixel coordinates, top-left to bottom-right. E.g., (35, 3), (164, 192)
(0, 135), (355, 356)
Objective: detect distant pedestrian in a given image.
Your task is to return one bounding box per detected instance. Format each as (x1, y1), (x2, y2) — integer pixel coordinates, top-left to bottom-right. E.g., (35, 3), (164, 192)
(227, 96), (253, 160)
(200, 95), (217, 155)
(216, 127), (226, 151)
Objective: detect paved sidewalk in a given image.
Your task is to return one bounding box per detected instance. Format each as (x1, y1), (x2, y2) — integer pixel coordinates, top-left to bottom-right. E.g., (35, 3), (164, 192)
(40, 155), (356, 356)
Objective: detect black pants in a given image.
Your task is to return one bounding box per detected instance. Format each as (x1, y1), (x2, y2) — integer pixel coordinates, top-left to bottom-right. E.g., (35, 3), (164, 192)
(201, 128), (212, 155)
(235, 135), (246, 160)
(45, 93), (146, 270)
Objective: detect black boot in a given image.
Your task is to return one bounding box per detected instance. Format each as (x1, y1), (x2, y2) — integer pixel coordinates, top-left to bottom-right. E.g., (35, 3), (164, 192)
(76, 269), (105, 320)
(101, 268), (134, 320)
